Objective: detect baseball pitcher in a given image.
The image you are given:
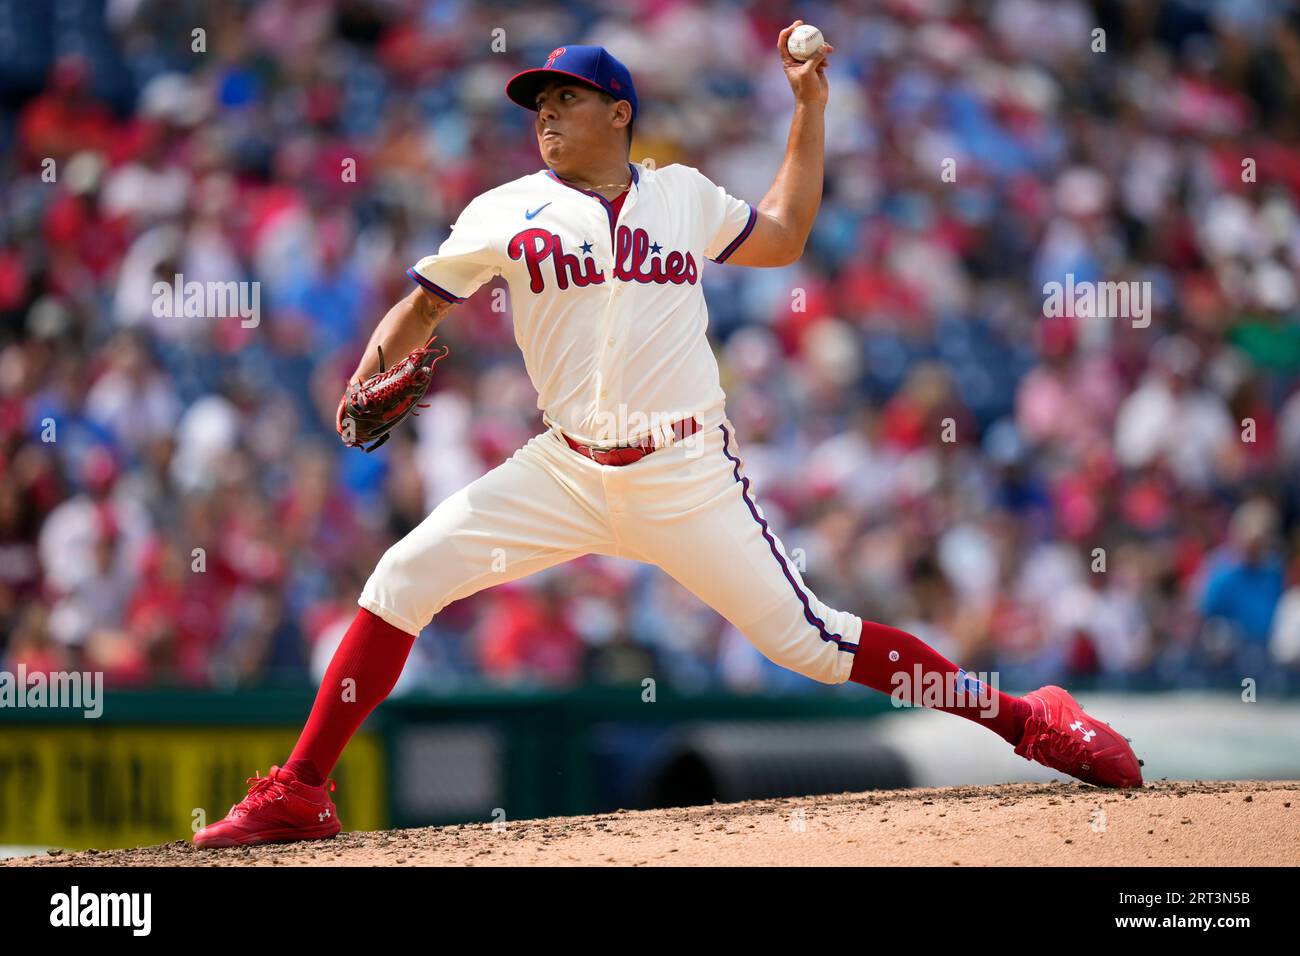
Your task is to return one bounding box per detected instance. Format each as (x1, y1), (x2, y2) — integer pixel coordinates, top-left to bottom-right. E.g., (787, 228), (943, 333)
(195, 22), (1142, 848)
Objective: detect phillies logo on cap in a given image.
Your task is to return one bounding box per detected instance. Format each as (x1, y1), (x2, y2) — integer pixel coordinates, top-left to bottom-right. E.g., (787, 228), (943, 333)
(610, 77), (621, 90)
(545, 47), (566, 68)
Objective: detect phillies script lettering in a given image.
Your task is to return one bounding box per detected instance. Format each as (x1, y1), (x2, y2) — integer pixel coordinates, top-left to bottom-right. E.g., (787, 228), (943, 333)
(510, 226), (699, 293)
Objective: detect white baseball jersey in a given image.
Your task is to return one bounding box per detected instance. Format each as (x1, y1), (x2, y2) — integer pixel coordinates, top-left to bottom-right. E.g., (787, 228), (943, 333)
(406, 162), (756, 445)
(362, 160), (865, 686)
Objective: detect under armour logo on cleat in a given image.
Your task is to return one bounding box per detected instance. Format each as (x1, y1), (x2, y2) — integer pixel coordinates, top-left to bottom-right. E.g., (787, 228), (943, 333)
(1070, 720), (1096, 742)
(319, 809), (331, 821)
(525, 203), (551, 220)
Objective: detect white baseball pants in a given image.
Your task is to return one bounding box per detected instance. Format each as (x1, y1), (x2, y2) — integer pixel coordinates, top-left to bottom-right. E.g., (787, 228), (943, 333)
(359, 420), (863, 684)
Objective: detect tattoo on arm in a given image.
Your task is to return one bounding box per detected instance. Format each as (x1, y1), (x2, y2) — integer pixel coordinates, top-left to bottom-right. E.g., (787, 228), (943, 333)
(352, 287), (457, 382)
(410, 286), (455, 335)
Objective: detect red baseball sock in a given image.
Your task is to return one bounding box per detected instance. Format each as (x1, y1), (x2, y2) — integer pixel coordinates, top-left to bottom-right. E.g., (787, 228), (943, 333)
(285, 608), (417, 786)
(849, 621), (1029, 745)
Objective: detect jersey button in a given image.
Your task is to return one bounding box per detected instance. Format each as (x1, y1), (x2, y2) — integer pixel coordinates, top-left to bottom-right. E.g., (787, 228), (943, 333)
(606, 338), (615, 347)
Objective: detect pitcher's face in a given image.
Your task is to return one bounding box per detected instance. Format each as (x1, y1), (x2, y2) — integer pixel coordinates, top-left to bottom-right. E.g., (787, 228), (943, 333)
(534, 80), (628, 169)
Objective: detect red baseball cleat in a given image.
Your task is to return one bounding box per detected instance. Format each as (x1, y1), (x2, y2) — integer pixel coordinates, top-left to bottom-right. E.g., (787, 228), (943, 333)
(1015, 685), (1144, 788)
(194, 765), (341, 848)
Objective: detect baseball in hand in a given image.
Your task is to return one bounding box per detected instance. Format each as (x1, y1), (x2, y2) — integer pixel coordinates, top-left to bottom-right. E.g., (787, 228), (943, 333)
(787, 24), (825, 62)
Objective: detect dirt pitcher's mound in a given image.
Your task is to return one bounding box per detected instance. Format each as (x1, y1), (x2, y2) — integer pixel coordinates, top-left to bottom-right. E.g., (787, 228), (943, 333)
(10, 780), (1300, 867)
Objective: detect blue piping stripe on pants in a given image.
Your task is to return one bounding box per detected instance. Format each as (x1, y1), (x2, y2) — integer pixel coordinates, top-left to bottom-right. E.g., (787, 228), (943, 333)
(719, 424), (855, 654)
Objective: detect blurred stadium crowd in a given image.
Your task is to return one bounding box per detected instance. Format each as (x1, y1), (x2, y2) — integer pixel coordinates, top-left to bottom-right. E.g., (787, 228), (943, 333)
(2, 0), (1300, 695)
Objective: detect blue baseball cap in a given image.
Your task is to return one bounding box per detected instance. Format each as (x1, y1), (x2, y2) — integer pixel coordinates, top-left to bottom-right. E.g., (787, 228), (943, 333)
(506, 45), (638, 123)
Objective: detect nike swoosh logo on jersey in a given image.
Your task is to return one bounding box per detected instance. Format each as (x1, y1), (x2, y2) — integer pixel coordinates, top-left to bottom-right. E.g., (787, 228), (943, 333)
(525, 203), (552, 220)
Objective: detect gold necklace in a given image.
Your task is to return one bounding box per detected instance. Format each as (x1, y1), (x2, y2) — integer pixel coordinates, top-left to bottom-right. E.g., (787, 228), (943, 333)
(559, 173), (631, 192)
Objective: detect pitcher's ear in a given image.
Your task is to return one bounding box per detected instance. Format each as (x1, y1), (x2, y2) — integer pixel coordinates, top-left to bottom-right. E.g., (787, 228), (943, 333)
(614, 100), (633, 131)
